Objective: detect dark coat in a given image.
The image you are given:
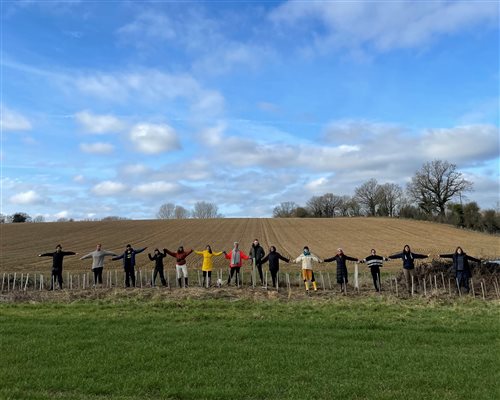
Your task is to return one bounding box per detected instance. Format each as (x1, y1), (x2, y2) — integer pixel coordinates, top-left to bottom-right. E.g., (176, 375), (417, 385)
(249, 244), (266, 265)
(388, 251), (427, 270)
(324, 254), (358, 284)
(165, 249), (193, 265)
(439, 253), (480, 276)
(149, 250), (167, 269)
(40, 251), (76, 271)
(113, 247), (146, 269)
(261, 251), (289, 272)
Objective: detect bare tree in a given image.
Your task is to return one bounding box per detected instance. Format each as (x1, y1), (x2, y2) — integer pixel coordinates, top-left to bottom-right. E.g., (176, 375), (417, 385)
(407, 160), (473, 217)
(157, 203), (176, 219)
(354, 179), (382, 216)
(378, 183), (403, 217)
(33, 215), (46, 223)
(273, 201), (299, 218)
(174, 205), (190, 219)
(306, 196), (325, 217)
(191, 201), (221, 219)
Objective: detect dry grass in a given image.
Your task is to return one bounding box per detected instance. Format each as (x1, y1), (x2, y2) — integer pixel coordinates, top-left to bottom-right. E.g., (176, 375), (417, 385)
(1, 217), (498, 274)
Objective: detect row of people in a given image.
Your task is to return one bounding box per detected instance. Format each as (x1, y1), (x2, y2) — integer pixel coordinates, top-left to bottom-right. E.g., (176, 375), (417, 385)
(38, 242), (481, 293)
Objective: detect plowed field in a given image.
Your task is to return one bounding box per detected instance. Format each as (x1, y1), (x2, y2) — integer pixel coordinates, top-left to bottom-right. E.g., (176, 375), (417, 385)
(1, 218), (498, 273)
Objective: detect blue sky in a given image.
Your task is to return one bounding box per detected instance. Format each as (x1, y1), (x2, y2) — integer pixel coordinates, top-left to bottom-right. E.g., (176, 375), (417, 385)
(1, 0), (499, 220)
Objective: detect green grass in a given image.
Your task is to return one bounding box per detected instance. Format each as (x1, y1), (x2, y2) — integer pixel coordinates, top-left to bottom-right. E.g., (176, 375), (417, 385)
(1, 297), (498, 400)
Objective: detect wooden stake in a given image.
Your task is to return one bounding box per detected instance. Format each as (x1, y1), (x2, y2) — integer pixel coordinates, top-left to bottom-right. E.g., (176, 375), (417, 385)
(434, 275), (438, 292)
(320, 271), (326, 291)
(34, 274), (37, 291)
(40, 275), (44, 291)
(389, 275), (393, 293)
(480, 281), (485, 300)
(77, 274), (80, 289)
(327, 272), (332, 290)
(343, 277), (347, 296)
(70, 274), (73, 290)
(276, 272), (279, 292)
(197, 269), (201, 287)
(448, 279), (452, 295)
(286, 273), (291, 298)
(24, 274), (29, 291)
(20, 273), (23, 290)
(456, 278), (462, 297)
(441, 273), (445, 289)
(470, 278), (475, 297)
(354, 263), (359, 292)
(7, 273), (10, 292)
(395, 278), (398, 297)
(252, 258), (256, 288)
(378, 273), (382, 295)
(1, 273), (5, 292)
(139, 269), (143, 288)
(265, 270), (268, 290)
(411, 275), (414, 297)
(13, 273), (17, 291)
(423, 278), (427, 296)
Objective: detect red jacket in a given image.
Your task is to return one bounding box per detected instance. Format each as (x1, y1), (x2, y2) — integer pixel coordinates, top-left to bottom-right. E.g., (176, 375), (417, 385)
(165, 249), (193, 265)
(225, 250), (250, 268)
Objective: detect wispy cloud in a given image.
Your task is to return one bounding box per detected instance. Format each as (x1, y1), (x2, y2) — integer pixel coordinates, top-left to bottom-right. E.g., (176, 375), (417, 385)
(1, 105), (32, 131)
(75, 110), (126, 134)
(270, 1), (498, 55)
(9, 190), (43, 205)
(79, 142), (115, 154)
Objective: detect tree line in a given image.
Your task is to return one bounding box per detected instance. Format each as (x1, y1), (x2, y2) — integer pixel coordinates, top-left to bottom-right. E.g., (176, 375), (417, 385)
(273, 160), (499, 234)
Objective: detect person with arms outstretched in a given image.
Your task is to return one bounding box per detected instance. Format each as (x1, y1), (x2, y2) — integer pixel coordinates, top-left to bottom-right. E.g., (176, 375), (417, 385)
(80, 243), (117, 286)
(324, 248), (359, 293)
(261, 246), (289, 288)
(293, 246), (322, 292)
(112, 244), (147, 287)
(148, 248), (168, 287)
(388, 245), (429, 294)
(439, 247), (481, 294)
(224, 242), (250, 286)
(39, 244), (76, 290)
(194, 245), (224, 287)
(359, 249), (388, 292)
(165, 246), (193, 288)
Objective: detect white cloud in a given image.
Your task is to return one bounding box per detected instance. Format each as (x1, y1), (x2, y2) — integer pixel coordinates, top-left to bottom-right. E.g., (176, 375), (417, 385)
(73, 174), (85, 183)
(129, 123), (180, 154)
(91, 181), (127, 196)
(75, 110), (126, 134)
(9, 190), (42, 205)
(122, 164), (150, 176)
(80, 142), (114, 154)
(419, 125), (499, 164)
(116, 11), (176, 42)
(54, 210), (69, 219)
(1, 105), (32, 131)
(270, 1), (498, 54)
(135, 181), (179, 196)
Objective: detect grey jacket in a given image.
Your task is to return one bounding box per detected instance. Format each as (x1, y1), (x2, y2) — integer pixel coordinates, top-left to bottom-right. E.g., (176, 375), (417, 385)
(81, 250), (118, 269)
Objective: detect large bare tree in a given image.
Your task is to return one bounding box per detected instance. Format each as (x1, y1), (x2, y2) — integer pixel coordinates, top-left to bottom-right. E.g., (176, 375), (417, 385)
(378, 183), (403, 217)
(354, 179), (381, 216)
(191, 201), (222, 219)
(157, 203), (175, 219)
(273, 201), (299, 218)
(407, 160), (472, 216)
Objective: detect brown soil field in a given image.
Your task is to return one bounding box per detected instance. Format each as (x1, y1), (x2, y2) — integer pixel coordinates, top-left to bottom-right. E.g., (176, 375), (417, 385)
(1, 217), (498, 274)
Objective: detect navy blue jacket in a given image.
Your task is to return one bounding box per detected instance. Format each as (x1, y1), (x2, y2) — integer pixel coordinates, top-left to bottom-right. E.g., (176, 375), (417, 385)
(439, 253), (480, 274)
(389, 251), (427, 269)
(113, 247), (146, 268)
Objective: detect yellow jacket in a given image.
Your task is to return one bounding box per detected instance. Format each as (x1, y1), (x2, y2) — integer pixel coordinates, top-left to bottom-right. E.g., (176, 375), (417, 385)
(194, 250), (224, 271)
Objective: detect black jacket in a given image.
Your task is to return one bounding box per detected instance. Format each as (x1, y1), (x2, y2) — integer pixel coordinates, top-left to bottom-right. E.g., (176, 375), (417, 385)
(249, 244), (266, 264)
(388, 251), (427, 270)
(40, 251), (76, 271)
(439, 253), (480, 274)
(149, 250), (167, 269)
(261, 251), (289, 271)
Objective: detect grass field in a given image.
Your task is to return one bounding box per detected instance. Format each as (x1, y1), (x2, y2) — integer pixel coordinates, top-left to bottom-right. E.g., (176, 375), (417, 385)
(1, 218), (499, 274)
(1, 295), (498, 400)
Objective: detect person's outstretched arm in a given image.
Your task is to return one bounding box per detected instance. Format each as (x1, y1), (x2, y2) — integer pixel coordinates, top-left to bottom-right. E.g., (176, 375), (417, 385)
(112, 253), (124, 261)
(135, 247), (147, 254)
(165, 249), (176, 258)
(467, 255), (481, 264)
(278, 253), (290, 263)
(439, 253), (454, 259)
(38, 252), (53, 257)
(388, 252), (403, 260)
(345, 255), (359, 262)
(80, 252), (93, 260)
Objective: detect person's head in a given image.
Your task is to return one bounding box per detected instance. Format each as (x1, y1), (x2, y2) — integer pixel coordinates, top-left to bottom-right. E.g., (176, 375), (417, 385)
(55, 244), (62, 252)
(178, 246), (184, 253)
(154, 248), (160, 254)
(370, 249), (376, 255)
(206, 245), (212, 254)
(253, 239), (259, 246)
(303, 246), (310, 256)
(233, 242), (239, 249)
(126, 244), (132, 251)
(403, 244), (411, 253)
(96, 243), (102, 251)
(269, 246), (276, 253)
(455, 246), (464, 254)
(337, 248), (344, 255)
